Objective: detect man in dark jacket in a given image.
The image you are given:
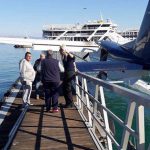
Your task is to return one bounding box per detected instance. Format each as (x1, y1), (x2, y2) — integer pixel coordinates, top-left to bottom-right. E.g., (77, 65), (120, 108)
(33, 53), (45, 99)
(59, 45), (76, 108)
(41, 50), (61, 113)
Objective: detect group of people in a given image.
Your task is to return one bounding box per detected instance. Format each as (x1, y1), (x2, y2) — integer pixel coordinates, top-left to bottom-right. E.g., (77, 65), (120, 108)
(19, 45), (76, 113)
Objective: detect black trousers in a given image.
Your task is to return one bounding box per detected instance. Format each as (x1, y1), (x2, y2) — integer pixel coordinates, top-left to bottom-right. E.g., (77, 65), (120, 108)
(63, 71), (75, 105)
(44, 82), (60, 110)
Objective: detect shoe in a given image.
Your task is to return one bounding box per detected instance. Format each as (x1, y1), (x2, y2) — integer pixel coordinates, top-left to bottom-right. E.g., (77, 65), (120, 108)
(52, 108), (59, 113)
(36, 95), (39, 100)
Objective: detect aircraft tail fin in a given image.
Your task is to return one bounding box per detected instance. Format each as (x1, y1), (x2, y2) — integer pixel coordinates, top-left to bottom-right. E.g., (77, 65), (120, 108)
(134, 0), (150, 62)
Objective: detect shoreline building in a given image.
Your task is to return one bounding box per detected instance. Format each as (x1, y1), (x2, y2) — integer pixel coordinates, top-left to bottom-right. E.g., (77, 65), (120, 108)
(118, 29), (139, 40)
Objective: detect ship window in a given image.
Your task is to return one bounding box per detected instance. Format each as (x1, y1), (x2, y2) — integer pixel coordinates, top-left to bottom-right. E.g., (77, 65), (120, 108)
(95, 30), (107, 35)
(101, 24), (110, 27)
(96, 30), (107, 33)
(82, 25), (88, 29)
(83, 25), (100, 29)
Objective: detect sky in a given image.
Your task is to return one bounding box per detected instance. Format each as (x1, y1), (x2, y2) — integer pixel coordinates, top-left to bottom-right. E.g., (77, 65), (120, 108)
(0, 0), (148, 37)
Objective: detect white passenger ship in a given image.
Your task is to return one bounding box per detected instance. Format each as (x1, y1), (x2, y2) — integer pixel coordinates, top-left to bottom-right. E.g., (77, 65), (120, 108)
(42, 19), (118, 42)
(42, 19), (139, 43)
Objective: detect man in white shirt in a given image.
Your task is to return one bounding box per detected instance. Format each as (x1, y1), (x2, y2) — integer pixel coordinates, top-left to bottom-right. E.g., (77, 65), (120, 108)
(20, 52), (35, 107)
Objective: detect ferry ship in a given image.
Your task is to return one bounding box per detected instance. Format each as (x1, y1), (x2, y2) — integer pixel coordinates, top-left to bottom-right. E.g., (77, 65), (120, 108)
(42, 19), (118, 42)
(42, 19), (139, 43)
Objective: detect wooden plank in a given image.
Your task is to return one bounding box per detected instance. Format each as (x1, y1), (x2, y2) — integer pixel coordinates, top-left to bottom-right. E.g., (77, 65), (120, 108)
(0, 90), (97, 150)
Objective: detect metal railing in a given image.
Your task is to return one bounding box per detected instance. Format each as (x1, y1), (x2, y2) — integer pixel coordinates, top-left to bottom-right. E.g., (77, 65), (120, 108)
(74, 71), (150, 150)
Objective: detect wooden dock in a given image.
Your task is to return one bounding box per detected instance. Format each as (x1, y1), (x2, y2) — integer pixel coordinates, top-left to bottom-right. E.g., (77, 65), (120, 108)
(0, 89), (98, 150)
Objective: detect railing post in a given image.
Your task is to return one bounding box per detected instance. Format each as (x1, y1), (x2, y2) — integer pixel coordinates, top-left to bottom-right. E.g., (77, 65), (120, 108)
(136, 105), (145, 150)
(83, 78), (92, 127)
(75, 75), (81, 109)
(81, 77), (85, 114)
(99, 86), (112, 150)
(93, 85), (99, 132)
(120, 101), (136, 150)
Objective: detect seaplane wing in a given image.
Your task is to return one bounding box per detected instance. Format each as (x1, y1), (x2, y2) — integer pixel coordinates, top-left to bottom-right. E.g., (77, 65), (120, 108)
(76, 61), (146, 83)
(0, 37), (99, 52)
(76, 61), (143, 72)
